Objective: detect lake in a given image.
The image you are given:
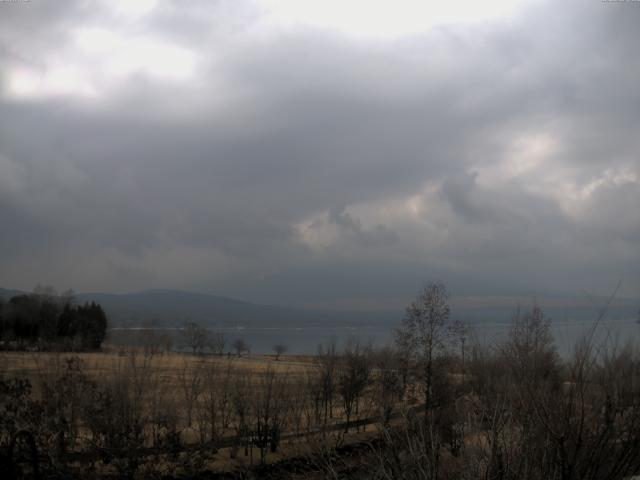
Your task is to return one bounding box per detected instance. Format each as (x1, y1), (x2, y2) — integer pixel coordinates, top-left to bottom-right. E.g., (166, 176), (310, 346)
(109, 317), (640, 357)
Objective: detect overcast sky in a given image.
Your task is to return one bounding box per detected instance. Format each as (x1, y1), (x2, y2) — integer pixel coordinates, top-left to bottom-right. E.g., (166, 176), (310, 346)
(0, 0), (638, 307)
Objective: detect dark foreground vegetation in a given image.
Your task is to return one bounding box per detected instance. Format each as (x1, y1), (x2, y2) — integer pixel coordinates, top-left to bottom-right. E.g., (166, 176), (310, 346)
(1, 283), (639, 479)
(0, 287), (107, 351)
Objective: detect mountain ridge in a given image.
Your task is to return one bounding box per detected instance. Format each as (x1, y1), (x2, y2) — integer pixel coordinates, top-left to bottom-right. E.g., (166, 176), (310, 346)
(1, 287), (637, 328)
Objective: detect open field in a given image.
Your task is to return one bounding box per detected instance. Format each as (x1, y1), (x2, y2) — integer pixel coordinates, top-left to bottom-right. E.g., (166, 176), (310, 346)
(0, 347), (404, 478)
(0, 350), (315, 379)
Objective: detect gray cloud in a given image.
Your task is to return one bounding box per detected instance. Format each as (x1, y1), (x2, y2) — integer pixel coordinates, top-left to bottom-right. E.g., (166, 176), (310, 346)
(0, 0), (638, 303)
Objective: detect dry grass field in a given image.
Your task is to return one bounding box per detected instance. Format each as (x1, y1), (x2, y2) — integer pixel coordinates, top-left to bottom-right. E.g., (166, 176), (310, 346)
(0, 350), (314, 380)
(0, 347), (394, 478)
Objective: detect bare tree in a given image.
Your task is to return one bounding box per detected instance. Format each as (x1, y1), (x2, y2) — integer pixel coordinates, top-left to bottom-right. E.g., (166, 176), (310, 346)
(337, 339), (372, 432)
(497, 304), (640, 480)
(198, 361), (234, 445)
(181, 322), (208, 355)
(178, 359), (204, 429)
(273, 344), (287, 360)
(230, 373), (252, 459)
(393, 283), (452, 478)
(449, 319), (469, 374)
(316, 340), (339, 426)
(395, 282), (451, 414)
(305, 368), (324, 430)
(81, 350), (157, 478)
(285, 376), (308, 436)
(207, 330), (226, 356)
(371, 347), (404, 426)
(232, 338), (249, 357)
(503, 305), (558, 383)
(138, 328), (164, 356)
(252, 367), (290, 462)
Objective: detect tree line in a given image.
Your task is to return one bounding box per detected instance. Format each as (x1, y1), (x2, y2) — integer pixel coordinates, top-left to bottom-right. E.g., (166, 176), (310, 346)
(0, 286), (108, 351)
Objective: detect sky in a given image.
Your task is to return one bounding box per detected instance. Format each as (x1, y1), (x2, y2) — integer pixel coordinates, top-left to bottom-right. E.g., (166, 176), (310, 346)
(0, 0), (638, 308)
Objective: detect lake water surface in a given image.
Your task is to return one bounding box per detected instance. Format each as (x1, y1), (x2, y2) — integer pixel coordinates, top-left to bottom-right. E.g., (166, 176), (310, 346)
(110, 317), (640, 357)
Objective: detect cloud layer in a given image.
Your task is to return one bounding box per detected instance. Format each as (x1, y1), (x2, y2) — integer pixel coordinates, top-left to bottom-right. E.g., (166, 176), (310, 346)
(1, 0), (638, 305)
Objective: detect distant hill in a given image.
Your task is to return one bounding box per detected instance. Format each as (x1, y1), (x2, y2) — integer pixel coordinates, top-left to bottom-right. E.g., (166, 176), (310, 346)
(77, 289), (639, 328)
(2, 287), (638, 329)
(75, 289), (394, 328)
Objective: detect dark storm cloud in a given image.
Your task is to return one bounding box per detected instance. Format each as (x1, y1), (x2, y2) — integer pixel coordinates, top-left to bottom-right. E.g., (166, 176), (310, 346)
(0, 0), (638, 302)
